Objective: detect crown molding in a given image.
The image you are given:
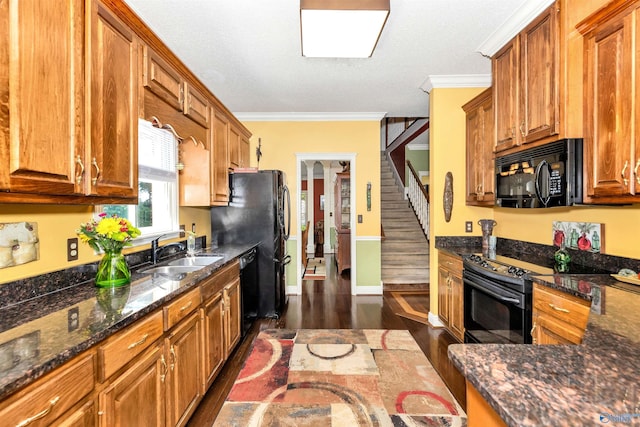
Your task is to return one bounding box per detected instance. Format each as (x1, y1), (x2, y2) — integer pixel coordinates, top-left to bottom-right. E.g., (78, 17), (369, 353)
(420, 74), (491, 93)
(476, 0), (555, 57)
(234, 112), (387, 122)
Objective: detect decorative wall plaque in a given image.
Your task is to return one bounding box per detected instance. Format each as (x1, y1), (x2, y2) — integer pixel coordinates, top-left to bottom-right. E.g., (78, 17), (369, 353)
(443, 172), (453, 222)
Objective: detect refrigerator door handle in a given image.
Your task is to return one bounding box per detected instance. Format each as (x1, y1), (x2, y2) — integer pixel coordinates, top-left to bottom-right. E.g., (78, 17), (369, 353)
(283, 185), (291, 241)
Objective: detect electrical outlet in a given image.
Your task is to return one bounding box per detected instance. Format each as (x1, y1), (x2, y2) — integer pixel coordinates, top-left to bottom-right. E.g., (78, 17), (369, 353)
(465, 221), (473, 233)
(68, 307), (79, 332)
(358, 215), (363, 223)
(67, 238), (78, 261)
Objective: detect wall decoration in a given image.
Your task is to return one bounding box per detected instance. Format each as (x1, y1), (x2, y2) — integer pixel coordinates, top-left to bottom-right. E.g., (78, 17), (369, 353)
(0, 222), (39, 268)
(443, 172), (453, 222)
(552, 221), (603, 253)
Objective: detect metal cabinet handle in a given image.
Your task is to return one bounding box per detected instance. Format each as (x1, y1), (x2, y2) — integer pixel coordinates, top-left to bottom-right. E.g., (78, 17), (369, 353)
(91, 157), (100, 185)
(75, 155), (84, 185)
(634, 159), (640, 185)
(16, 396), (60, 427)
(180, 301), (193, 312)
(127, 333), (149, 350)
(170, 345), (176, 371)
(530, 322), (537, 344)
(160, 354), (167, 382)
(622, 160), (629, 186)
(548, 303), (570, 313)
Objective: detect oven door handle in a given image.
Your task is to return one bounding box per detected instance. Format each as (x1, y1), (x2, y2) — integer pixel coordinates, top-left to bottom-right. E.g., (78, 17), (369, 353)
(464, 278), (521, 305)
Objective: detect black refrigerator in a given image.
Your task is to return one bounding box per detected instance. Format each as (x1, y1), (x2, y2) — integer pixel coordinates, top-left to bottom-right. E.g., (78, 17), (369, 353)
(210, 170), (290, 319)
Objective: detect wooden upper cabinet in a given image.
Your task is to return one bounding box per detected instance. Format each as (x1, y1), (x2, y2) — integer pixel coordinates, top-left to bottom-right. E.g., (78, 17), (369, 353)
(142, 44), (183, 111)
(240, 134), (251, 168)
(463, 88), (495, 206)
(0, 0), (85, 197)
(87, 1), (138, 200)
(578, 0), (640, 203)
(493, 2), (560, 153)
(229, 124), (241, 168)
(183, 83), (209, 128)
(519, 4), (559, 144)
(493, 39), (519, 152)
(211, 109), (230, 205)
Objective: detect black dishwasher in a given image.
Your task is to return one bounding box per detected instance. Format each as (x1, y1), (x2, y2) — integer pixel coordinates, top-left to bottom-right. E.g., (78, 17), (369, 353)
(239, 248), (258, 335)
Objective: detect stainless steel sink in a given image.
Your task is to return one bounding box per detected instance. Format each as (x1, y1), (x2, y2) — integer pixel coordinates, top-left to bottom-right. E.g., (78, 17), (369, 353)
(167, 255), (224, 267)
(140, 265), (204, 280)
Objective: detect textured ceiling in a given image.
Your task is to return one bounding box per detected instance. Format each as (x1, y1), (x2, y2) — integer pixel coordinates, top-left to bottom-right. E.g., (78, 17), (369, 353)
(125, 0), (530, 118)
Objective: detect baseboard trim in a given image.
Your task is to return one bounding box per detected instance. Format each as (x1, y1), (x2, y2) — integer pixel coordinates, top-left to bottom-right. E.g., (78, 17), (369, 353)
(428, 312), (445, 328)
(355, 285), (383, 295)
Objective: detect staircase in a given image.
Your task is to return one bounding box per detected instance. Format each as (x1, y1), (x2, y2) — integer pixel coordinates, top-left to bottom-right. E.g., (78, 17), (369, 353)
(380, 153), (429, 290)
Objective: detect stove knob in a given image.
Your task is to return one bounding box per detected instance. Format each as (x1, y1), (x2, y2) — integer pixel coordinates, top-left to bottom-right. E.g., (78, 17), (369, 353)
(515, 269), (525, 277)
(508, 266), (516, 274)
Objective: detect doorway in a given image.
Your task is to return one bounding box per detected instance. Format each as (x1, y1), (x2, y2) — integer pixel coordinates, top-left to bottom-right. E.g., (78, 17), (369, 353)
(295, 153), (356, 295)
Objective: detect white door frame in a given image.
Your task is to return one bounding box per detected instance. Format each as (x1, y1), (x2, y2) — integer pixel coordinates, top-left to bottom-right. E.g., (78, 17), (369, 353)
(295, 153), (357, 295)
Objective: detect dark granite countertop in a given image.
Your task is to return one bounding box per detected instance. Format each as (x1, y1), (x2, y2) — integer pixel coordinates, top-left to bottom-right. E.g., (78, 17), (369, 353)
(447, 271), (640, 425)
(0, 243), (257, 400)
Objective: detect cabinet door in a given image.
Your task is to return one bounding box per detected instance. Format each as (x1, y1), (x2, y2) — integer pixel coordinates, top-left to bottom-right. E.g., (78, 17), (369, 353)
(183, 83), (209, 128)
(532, 313), (583, 345)
(99, 343), (166, 427)
(493, 39), (519, 152)
(583, 9), (635, 200)
(202, 293), (225, 391)
(211, 109), (230, 205)
(224, 278), (242, 356)
(229, 124), (241, 168)
(464, 88), (493, 205)
(465, 101), (482, 204)
(0, 0), (84, 196)
(449, 273), (464, 341)
(240, 134), (251, 167)
(479, 93), (495, 203)
(142, 44), (183, 111)
(519, 3), (559, 144)
(88, 1), (138, 200)
(437, 267), (451, 326)
(166, 312), (202, 427)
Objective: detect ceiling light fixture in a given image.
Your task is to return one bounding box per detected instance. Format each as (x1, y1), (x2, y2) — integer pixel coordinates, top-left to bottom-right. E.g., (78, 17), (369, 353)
(300, 0), (390, 58)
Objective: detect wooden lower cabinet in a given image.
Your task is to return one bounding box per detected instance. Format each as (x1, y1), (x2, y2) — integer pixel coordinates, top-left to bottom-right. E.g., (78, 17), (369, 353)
(437, 251), (464, 341)
(58, 400), (97, 427)
(202, 292), (225, 391)
(99, 343), (166, 427)
(165, 312), (202, 427)
(531, 283), (591, 345)
(466, 382), (507, 427)
(223, 278), (242, 357)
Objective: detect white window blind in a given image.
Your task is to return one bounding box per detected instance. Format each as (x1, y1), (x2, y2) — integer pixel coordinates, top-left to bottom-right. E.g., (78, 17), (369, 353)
(138, 118), (177, 181)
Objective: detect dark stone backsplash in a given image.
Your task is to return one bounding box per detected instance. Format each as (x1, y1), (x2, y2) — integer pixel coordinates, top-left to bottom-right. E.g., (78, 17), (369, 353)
(0, 236), (206, 309)
(435, 236), (640, 273)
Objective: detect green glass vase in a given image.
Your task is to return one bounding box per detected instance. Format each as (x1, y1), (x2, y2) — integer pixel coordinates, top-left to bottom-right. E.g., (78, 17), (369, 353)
(95, 249), (131, 287)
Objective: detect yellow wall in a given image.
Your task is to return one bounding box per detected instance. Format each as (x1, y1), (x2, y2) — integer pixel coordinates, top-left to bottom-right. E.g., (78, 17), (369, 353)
(242, 121), (381, 237)
(428, 87), (490, 314)
(0, 205), (210, 285)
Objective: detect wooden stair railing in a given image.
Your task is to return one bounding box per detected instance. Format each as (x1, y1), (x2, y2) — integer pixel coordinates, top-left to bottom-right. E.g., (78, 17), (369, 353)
(406, 160), (429, 240)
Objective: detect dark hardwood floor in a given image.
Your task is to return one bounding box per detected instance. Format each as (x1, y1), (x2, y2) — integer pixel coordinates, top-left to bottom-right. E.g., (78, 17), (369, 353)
(188, 255), (465, 426)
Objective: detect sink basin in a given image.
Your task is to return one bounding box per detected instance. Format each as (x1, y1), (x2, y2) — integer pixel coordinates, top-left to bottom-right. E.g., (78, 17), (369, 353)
(140, 265), (204, 280)
(167, 255), (224, 267)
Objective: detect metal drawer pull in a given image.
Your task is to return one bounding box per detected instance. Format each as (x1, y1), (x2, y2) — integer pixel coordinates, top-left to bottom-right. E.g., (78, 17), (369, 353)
(180, 301), (193, 312)
(622, 160), (629, 186)
(16, 396), (60, 427)
(127, 333), (149, 350)
(170, 346), (177, 371)
(75, 155), (84, 185)
(91, 157), (100, 185)
(160, 355), (167, 382)
(530, 322), (537, 344)
(635, 159), (640, 185)
(548, 303), (570, 313)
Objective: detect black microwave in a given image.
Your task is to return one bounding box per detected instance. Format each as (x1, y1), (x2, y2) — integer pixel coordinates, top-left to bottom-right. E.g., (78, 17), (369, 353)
(495, 139), (583, 208)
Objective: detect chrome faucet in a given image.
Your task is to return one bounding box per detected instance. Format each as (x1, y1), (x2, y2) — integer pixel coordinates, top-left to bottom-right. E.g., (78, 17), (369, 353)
(151, 235), (185, 264)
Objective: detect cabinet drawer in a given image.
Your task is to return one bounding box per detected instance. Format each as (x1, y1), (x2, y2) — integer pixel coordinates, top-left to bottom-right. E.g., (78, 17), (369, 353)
(533, 284), (590, 329)
(200, 261), (240, 301)
(0, 353), (94, 427)
(439, 251), (462, 274)
(98, 311), (164, 381)
(164, 288), (201, 331)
